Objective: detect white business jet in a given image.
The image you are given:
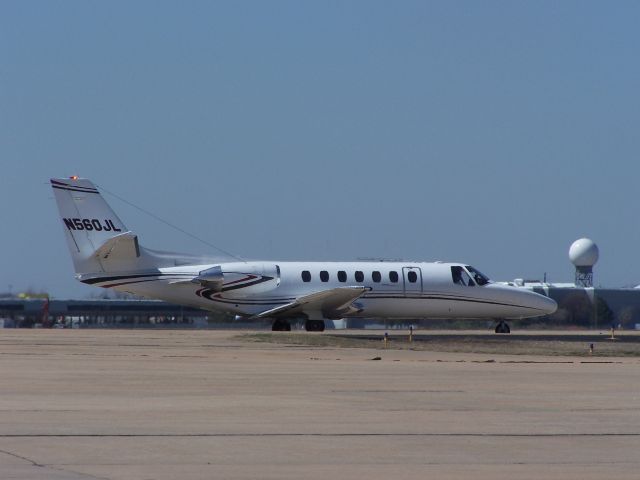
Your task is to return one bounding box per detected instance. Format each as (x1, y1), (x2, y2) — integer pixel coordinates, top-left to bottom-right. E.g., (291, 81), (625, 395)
(51, 177), (556, 332)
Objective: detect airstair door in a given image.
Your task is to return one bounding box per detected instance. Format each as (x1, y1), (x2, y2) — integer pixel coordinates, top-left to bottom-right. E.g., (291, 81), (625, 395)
(402, 267), (422, 295)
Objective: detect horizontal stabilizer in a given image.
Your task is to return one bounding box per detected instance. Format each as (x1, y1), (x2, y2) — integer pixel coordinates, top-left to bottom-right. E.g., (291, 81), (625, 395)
(250, 286), (367, 320)
(94, 231), (140, 260)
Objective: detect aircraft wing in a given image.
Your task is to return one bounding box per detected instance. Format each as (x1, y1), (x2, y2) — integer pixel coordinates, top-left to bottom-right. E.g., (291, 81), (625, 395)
(250, 286), (368, 320)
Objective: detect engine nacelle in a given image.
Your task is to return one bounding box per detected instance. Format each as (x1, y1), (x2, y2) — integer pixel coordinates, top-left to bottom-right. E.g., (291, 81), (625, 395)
(191, 265), (224, 292)
(218, 263), (281, 298)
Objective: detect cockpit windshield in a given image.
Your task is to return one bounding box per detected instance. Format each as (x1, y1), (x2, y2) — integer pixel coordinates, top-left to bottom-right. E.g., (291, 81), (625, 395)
(465, 266), (490, 286)
(451, 266), (491, 286)
(451, 266), (475, 286)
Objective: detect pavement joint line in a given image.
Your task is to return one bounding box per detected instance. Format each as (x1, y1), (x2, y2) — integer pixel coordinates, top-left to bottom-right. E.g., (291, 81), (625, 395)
(1, 433), (639, 437)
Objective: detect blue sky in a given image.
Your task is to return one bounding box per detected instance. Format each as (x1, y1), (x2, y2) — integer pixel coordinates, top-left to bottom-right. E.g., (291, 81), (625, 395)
(1, 1), (639, 297)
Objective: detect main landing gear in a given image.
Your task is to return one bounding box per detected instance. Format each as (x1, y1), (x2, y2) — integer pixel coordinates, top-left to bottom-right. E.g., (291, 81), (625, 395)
(271, 319), (291, 331)
(495, 320), (511, 334)
(305, 320), (325, 332)
(270, 319), (325, 332)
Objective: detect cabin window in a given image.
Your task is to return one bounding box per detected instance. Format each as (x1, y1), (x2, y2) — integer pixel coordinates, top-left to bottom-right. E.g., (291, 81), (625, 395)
(320, 271), (329, 282)
(407, 271), (418, 283)
(389, 271), (399, 283)
(451, 266), (475, 286)
(301, 270), (311, 282)
(372, 271), (381, 283)
(338, 271), (347, 282)
(355, 271), (364, 282)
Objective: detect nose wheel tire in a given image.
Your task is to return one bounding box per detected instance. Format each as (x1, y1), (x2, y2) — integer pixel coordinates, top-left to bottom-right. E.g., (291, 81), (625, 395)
(272, 319), (291, 331)
(495, 321), (511, 334)
(305, 320), (325, 332)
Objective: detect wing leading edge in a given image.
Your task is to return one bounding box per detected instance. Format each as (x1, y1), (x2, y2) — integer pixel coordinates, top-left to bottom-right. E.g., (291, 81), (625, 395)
(250, 286), (368, 320)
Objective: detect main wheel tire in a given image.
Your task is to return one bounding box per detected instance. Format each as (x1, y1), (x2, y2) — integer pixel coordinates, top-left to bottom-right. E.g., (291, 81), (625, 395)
(305, 320), (325, 332)
(272, 320), (291, 331)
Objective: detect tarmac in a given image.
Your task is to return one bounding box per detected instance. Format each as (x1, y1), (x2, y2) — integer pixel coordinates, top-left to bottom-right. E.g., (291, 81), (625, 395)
(0, 329), (639, 479)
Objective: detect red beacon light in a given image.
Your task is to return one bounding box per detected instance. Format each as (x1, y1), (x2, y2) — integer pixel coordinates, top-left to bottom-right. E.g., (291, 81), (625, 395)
(69, 175), (79, 180)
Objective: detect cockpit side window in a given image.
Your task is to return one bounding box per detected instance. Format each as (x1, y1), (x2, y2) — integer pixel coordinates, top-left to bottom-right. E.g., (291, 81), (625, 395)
(451, 266), (475, 286)
(465, 266), (490, 286)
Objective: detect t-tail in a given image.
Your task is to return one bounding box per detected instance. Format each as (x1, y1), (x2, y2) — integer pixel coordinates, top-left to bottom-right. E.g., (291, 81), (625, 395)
(51, 177), (147, 276)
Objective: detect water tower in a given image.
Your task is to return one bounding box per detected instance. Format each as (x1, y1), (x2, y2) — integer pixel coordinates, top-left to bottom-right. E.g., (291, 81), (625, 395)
(569, 238), (599, 287)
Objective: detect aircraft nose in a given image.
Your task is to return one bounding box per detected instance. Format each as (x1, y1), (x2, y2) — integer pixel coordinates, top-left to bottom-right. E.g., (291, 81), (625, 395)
(531, 293), (557, 315)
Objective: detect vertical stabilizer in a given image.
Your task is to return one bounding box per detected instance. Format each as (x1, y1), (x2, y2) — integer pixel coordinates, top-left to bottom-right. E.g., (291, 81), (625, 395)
(51, 177), (138, 275)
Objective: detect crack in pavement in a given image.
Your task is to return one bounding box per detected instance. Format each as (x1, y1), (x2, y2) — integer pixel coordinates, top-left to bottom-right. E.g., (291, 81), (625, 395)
(0, 447), (112, 480)
(0, 447), (44, 467)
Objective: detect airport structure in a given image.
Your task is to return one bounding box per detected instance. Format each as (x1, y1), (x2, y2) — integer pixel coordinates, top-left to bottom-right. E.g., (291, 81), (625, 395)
(3, 238), (640, 330)
(502, 238), (640, 330)
(0, 298), (220, 329)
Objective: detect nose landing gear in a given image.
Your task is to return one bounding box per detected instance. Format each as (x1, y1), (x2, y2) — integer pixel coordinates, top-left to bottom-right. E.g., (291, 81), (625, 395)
(495, 321), (511, 334)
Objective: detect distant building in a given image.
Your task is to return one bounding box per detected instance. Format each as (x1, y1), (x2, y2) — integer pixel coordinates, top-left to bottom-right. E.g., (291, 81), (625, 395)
(503, 238), (640, 329)
(0, 298), (223, 328)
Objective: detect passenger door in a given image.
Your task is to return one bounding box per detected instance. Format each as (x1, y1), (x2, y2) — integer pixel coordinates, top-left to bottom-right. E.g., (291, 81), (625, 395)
(402, 267), (422, 295)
